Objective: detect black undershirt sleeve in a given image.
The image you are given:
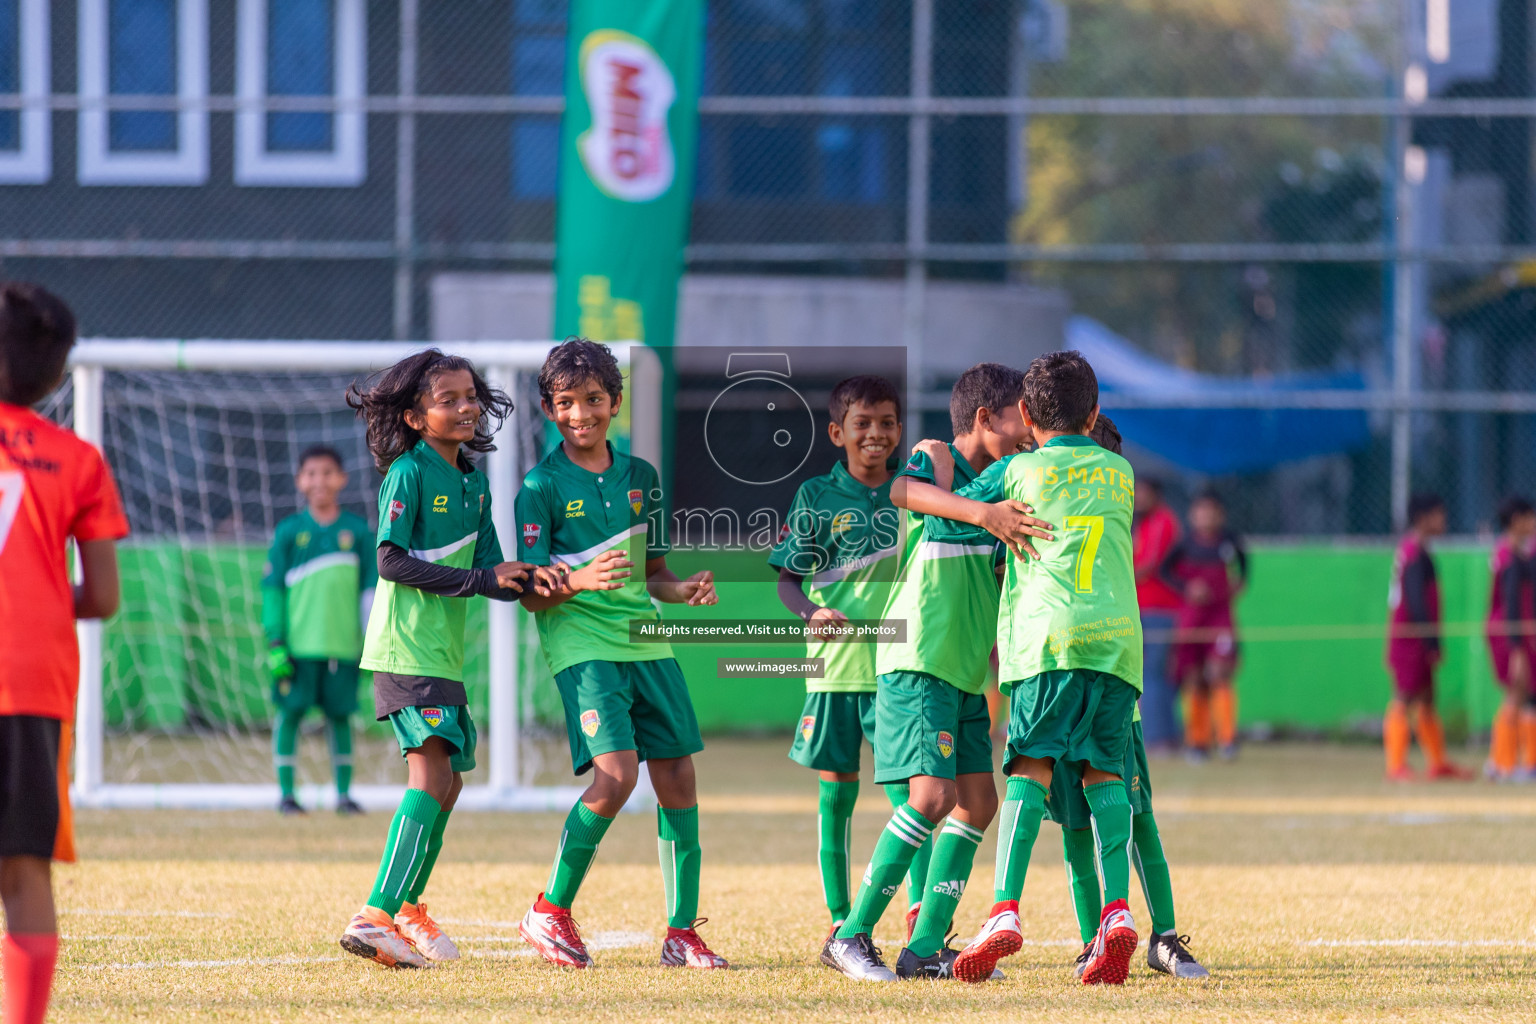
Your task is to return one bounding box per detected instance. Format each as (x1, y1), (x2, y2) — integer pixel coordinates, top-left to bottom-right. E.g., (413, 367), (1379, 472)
(377, 543), (518, 601)
(777, 568), (822, 623)
(1402, 553), (1439, 654)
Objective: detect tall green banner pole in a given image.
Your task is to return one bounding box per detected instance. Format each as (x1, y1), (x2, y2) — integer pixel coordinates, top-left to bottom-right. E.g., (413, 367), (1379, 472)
(553, 0), (703, 471)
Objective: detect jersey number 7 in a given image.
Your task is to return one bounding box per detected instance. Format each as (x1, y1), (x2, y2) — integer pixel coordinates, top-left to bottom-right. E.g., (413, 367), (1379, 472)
(1063, 514), (1104, 594)
(0, 471), (24, 555)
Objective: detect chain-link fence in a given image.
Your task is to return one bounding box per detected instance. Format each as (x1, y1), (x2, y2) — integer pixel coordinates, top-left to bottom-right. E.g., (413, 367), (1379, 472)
(0, 0), (1531, 534)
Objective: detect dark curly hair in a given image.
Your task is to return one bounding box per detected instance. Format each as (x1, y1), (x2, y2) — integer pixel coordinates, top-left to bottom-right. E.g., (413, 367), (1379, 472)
(538, 337), (624, 406)
(1089, 413), (1122, 455)
(0, 282), (76, 407)
(346, 349), (513, 473)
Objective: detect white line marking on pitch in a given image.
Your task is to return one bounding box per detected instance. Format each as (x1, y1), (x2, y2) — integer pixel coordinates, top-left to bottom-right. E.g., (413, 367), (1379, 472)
(1309, 939), (1536, 948)
(78, 931), (653, 970)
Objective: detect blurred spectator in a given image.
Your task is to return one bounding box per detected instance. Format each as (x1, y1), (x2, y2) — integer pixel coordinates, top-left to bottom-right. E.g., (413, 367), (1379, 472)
(1134, 477), (1182, 753)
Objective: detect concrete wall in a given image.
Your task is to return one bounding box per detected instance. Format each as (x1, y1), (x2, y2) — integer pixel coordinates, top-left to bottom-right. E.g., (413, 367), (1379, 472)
(430, 273), (1069, 375)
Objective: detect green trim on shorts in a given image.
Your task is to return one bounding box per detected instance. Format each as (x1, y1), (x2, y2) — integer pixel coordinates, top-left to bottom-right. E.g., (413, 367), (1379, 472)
(872, 670), (993, 784)
(788, 691), (877, 774)
(1004, 668), (1137, 777)
(389, 704), (476, 772)
(1045, 718), (1152, 830)
(554, 658), (704, 776)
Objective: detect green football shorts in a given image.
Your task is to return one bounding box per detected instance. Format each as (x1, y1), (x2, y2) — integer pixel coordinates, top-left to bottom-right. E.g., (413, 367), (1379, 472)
(872, 671), (993, 784)
(388, 704), (477, 772)
(1003, 668), (1138, 777)
(554, 658), (704, 776)
(272, 658), (360, 719)
(1045, 718), (1153, 831)
(788, 691), (877, 774)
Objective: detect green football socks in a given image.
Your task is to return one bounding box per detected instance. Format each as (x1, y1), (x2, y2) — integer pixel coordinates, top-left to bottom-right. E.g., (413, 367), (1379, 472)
(1062, 827), (1102, 943)
(1084, 780), (1133, 906)
(273, 710), (303, 799)
(545, 800), (614, 909)
(405, 808), (451, 905)
(818, 780), (860, 923)
(366, 788), (442, 917)
(1133, 811), (1177, 933)
(885, 783), (933, 909)
(907, 816), (984, 958)
(326, 715), (353, 797)
(837, 803), (937, 939)
(993, 776), (1048, 902)
(658, 805), (702, 929)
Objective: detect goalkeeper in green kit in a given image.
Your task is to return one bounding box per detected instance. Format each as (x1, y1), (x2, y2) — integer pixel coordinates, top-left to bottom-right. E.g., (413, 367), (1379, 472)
(262, 445), (376, 816)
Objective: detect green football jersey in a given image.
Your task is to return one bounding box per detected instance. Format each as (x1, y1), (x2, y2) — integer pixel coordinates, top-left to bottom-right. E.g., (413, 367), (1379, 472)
(873, 445), (1003, 695)
(515, 442), (672, 675)
(360, 440), (503, 682)
(973, 435), (1141, 690)
(261, 508), (376, 660)
(767, 461), (901, 693)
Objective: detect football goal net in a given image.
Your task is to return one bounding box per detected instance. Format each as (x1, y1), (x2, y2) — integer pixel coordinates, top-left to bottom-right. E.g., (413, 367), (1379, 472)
(54, 340), (662, 811)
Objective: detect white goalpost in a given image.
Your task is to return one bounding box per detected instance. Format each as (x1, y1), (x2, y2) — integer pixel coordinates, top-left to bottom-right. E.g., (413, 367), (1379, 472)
(65, 339), (663, 811)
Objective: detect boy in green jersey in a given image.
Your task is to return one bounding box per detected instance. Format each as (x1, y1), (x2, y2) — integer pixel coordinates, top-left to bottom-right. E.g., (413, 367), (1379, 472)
(338, 350), (548, 970)
(516, 339), (728, 971)
(1039, 417), (1209, 981)
(262, 446), (376, 816)
(769, 375), (914, 941)
(925, 351), (1145, 986)
(822, 363), (1053, 983)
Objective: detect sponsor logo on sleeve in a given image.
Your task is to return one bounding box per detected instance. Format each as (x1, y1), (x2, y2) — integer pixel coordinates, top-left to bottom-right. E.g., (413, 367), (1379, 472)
(389, 500), (405, 522)
(523, 523), (541, 549)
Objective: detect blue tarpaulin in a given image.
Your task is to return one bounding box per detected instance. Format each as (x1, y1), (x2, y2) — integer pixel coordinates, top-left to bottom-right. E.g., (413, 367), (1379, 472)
(1066, 316), (1372, 475)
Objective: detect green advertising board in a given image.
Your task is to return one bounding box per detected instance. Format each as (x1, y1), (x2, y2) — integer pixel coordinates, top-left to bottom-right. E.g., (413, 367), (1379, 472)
(552, 0), (704, 354)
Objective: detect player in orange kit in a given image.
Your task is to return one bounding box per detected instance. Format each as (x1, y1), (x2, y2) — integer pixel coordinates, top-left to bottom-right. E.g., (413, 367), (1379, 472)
(0, 283), (129, 1024)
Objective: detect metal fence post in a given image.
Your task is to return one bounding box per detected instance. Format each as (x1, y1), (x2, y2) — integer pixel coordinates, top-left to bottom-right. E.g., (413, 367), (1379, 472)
(905, 0), (934, 435)
(392, 0), (418, 341)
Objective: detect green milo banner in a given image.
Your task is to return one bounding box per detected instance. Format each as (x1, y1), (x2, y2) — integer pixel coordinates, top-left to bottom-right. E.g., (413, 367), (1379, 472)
(552, 0), (704, 352)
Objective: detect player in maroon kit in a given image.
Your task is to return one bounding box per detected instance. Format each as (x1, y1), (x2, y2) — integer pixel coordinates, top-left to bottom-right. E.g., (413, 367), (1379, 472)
(1160, 491), (1247, 760)
(1385, 493), (1472, 782)
(1485, 496), (1536, 781)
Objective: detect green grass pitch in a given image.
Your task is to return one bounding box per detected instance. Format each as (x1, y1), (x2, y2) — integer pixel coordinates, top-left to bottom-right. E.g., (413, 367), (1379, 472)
(50, 739), (1536, 1022)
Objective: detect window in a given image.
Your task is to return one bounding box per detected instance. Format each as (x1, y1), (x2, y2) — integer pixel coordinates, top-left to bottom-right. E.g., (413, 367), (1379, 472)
(78, 0), (208, 185)
(0, 0), (48, 183)
(509, 0), (565, 199)
(235, 0), (365, 187)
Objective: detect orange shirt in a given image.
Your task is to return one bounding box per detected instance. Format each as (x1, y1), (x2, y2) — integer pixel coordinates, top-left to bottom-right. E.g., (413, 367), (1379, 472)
(0, 402), (128, 720)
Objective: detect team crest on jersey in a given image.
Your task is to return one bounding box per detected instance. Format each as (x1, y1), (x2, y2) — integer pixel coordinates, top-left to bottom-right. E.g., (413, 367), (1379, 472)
(628, 488), (643, 514)
(389, 500), (405, 522)
(338, 530), (354, 551)
(523, 523), (541, 548)
(936, 730), (954, 759)
(296, 531), (310, 548)
(800, 715), (816, 742)
(421, 707), (444, 728)
(581, 709), (601, 738)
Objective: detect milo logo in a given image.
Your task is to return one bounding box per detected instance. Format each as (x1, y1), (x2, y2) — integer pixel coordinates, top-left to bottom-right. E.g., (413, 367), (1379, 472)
(577, 30), (676, 202)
